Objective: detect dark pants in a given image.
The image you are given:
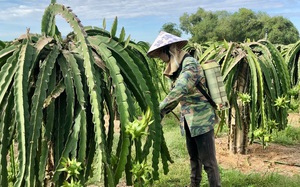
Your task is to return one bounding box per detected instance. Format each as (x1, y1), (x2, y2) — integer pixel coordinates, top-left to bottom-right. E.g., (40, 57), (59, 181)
(184, 121), (221, 187)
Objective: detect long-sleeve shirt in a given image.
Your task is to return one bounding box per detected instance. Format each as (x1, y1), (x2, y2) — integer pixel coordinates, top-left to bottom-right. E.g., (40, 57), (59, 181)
(159, 56), (217, 137)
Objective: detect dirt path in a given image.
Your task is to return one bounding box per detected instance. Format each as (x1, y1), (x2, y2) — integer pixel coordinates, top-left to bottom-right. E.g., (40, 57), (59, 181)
(216, 137), (300, 176)
(215, 112), (300, 177)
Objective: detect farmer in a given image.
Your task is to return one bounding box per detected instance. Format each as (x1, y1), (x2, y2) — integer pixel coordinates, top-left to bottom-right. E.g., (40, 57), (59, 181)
(147, 31), (221, 187)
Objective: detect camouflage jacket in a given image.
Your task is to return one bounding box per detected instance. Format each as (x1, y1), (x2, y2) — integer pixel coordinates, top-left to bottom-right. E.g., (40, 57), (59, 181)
(159, 56), (217, 137)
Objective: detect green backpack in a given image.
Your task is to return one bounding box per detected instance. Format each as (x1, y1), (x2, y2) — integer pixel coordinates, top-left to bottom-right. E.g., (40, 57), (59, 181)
(196, 59), (229, 111)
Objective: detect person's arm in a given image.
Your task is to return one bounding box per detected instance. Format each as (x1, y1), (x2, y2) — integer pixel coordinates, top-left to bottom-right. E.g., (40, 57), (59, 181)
(159, 58), (198, 116)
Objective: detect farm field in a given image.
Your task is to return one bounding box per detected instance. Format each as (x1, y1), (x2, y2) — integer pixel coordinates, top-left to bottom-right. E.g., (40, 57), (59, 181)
(214, 113), (300, 177)
(1, 2), (300, 185)
(106, 113), (300, 187)
(216, 136), (300, 177)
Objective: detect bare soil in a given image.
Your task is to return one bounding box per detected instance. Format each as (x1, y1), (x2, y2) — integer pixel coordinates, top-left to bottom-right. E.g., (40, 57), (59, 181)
(215, 112), (300, 177)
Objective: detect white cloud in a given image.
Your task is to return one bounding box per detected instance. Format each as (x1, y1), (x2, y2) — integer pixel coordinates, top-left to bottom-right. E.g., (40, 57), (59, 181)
(205, 0), (284, 11)
(0, 2), (46, 21)
(1, 0), (298, 22)
(56, 0), (201, 19)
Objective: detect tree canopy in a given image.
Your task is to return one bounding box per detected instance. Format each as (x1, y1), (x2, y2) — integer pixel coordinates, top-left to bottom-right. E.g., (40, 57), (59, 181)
(177, 8), (299, 44)
(160, 22), (182, 37)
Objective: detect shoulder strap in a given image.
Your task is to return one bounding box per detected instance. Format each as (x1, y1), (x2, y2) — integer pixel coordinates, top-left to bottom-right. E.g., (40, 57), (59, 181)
(195, 80), (217, 109)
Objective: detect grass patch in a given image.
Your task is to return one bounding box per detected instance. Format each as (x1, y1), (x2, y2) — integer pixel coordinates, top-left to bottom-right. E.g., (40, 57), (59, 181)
(220, 169), (300, 187)
(271, 125), (300, 145)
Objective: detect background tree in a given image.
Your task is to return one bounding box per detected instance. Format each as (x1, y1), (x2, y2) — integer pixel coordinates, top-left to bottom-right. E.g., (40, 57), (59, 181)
(179, 8), (299, 44)
(180, 8), (218, 42)
(225, 8), (262, 42)
(263, 16), (300, 45)
(161, 22), (182, 37)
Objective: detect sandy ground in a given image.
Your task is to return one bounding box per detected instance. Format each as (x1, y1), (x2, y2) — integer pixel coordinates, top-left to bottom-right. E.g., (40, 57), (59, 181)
(215, 112), (300, 177)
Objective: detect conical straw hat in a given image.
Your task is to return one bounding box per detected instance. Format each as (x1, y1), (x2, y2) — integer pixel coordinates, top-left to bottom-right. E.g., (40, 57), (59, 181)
(147, 31), (188, 58)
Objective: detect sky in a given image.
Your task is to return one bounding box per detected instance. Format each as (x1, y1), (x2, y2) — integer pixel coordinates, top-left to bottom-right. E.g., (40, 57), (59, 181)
(0, 0), (300, 44)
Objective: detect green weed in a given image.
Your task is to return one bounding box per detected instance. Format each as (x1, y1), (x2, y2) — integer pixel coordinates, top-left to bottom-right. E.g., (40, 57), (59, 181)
(271, 125), (300, 145)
